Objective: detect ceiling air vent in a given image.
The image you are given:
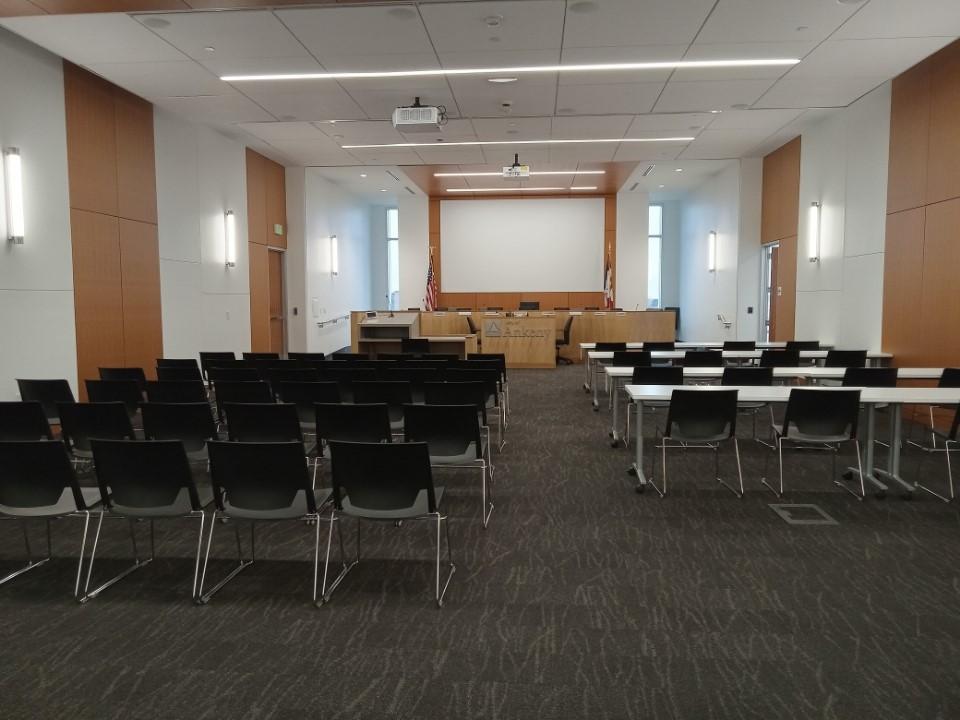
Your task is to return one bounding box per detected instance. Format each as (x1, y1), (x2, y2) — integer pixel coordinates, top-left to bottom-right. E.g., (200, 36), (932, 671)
(404, 186), (416, 195)
(629, 182), (640, 192)
(640, 164), (656, 177)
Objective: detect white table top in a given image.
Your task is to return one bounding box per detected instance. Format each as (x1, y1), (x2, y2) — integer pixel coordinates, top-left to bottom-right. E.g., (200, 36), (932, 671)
(605, 366), (942, 379)
(588, 349), (893, 361)
(580, 341), (789, 350)
(625, 384), (960, 405)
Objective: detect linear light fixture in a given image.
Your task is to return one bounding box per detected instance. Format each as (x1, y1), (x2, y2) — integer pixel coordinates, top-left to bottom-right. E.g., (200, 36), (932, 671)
(434, 169), (606, 177)
(3, 147), (24, 244)
(808, 202), (821, 262)
(221, 58), (799, 82)
(330, 234), (339, 276)
(345, 137), (692, 149)
(224, 210), (236, 267)
(708, 230), (717, 272)
(446, 186), (597, 193)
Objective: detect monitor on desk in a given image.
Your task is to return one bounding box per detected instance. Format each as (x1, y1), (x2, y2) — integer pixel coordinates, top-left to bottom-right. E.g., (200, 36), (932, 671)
(519, 301), (540, 310)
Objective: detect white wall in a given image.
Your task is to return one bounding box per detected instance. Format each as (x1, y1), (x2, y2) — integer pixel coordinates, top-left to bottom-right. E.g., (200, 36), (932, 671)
(154, 109), (251, 360)
(795, 83), (890, 350)
(369, 205), (389, 310)
(736, 157), (763, 341)
(302, 169), (374, 354)
(678, 163), (742, 341)
(398, 193), (429, 310)
(615, 189), (649, 310)
(659, 199), (682, 310)
(285, 166), (307, 352)
(0, 29), (77, 400)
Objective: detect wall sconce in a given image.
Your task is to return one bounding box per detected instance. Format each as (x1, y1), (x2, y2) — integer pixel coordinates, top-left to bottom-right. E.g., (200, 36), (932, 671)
(807, 201), (821, 263)
(707, 230), (717, 272)
(330, 234), (339, 276)
(224, 210), (236, 267)
(3, 147), (25, 244)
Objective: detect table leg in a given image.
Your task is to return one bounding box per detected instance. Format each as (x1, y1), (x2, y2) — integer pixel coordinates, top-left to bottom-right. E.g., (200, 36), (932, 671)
(846, 404), (887, 492)
(592, 366), (600, 410)
(583, 355), (591, 392)
(610, 379), (621, 446)
(628, 400), (647, 489)
(874, 403), (914, 494)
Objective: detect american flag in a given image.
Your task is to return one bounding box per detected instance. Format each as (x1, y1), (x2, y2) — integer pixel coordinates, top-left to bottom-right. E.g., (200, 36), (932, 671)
(425, 254), (439, 310)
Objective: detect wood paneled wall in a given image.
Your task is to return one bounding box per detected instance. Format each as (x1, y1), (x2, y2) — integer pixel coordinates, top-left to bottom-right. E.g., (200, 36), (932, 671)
(883, 40), (960, 379)
(429, 194), (616, 310)
(64, 62), (161, 394)
(760, 137), (801, 341)
(246, 149), (287, 352)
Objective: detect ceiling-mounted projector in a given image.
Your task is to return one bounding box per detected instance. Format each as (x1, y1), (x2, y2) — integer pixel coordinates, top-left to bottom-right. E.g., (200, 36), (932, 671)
(502, 153), (530, 179)
(392, 96), (447, 132)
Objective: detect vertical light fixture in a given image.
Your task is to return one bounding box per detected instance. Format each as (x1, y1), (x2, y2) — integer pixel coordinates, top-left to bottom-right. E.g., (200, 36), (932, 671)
(808, 201), (821, 262)
(330, 234), (339, 276)
(3, 147), (25, 244)
(224, 210), (236, 267)
(707, 230), (717, 272)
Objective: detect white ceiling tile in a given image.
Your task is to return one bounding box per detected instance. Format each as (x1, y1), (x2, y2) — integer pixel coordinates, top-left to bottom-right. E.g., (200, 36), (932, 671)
(239, 122), (328, 141)
(653, 79), (774, 113)
(137, 11), (309, 62)
(550, 115), (632, 139)
(401, 119), (478, 143)
(673, 41), (813, 82)
(555, 83), (664, 115)
(276, 6), (433, 58)
(266, 138), (360, 165)
(562, 0), (714, 48)
(236, 83), (367, 121)
(558, 45), (685, 84)
(336, 73), (450, 95)
(833, 0), (960, 39)
(707, 108), (804, 131)
(201, 56), (325, 79)
(421, 0), (565, 53)
(316, 120), (406, 144)
(547, 145), (617, 163)
(451, 81), (558, 118)
(413, 147), (487, 165)
(471, 117), (553, 140)
(482, 146), (551, 165)
(626, 113), (716, 134)
(754, 76), (886, 109)
(347, 148), (425, 165)
(85, 61), (229, 99)
(0, 14), (186, 65)
(695, 0), (858, 45)
(155, 95), (275, 124)
(677, 128), (764, 160)
(312, 53), (440, 75)
(786, 37), (957, 80)
(613, 144), (685, 162)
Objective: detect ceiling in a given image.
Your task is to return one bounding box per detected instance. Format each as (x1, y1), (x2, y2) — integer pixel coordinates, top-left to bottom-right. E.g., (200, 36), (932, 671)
(2, 0), (958, 195)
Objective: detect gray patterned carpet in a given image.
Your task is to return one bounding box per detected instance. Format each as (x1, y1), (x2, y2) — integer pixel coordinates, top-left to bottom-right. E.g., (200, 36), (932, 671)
(1, 365), (959, 719)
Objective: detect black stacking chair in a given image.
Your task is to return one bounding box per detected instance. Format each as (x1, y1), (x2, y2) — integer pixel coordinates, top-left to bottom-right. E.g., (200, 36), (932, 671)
(145, 380), (208, 404)
(315, 403), (392, 457)
(85, 379), (143, 426)
(405, 403), (493, 527)
(353, 381), (413, 432)
(644, 341), (676, 351)
(825, 350), (867, 368)
(401, 338), (431, 355)
(911, 368), (960, 454)
(324, 441), (453, 607)
(468, 352), (510, 413)
(424, 381), (488, 424)
(0, 401), (53, 440)
(759, 349), (800, 368)
(842, 367), (898, 388)
(722, 366), (775, 442)
(142, 402), (218, 463)
(276, 381), (341, 434)
(556, 315), (574, 365)
(156, 366), (204, 383)
(83, 439), (212, 603)
(724, 341), (756, 350)
(651, 389), (743, 497)
(911, 403), (960, 503)
(0, 440), (101, 597)
(206, 359), (252, 371)
(465, 316), (480, 350)
(288, 352), (326, 362)
(378, 353), (414, 361)
(58, 402), (135, 462)
(224, 402), (302, 443)
(681, 350), (722, 367)
(625, 366), (684, 446)
(208, 367), (260, 384)
(264, 367), (321, 398)
(786, 340), (820, 351)
(596, 342), (627, 352)
(98, 367), (147, 392)
(442, 368), (504, 447)
(383, 367), (441, 403)
(212, 381), (273, 427)
(199, 352), (236, 380)
(16, 379), (75, 425)
(199, 441), (338, 606)
(613, 351), (652, 367)
(157, 358), (201, 370)
(424, 353), (458, 361)
(318, 366), (376, 402)
(328, 352), (368, 361)
(242, 352), (280, 361)
(395, 359), (446, 372)
(762, 389), (864, 498)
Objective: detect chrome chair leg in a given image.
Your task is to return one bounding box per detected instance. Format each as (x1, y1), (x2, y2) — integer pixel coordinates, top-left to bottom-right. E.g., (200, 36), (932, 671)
(913, 437), (957, 503)
(760, 434), (784, 497)
(717, 438), (744, 498)
(79, 513), (155, 604)
(320, 510), (357, 605)
(434, 512), (455, 608)
(0, 517), (56, 589)
(195, 511), (253, 605)
(481, 460), (494, 528)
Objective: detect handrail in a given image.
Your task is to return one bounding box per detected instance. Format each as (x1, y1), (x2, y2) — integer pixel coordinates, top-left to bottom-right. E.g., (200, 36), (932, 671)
(315, 313), (350, 329)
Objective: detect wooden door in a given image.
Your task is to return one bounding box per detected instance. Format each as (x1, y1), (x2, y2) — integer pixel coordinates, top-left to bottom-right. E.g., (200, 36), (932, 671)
(268, 249), (285, 355)
(768, 244), (779, 341)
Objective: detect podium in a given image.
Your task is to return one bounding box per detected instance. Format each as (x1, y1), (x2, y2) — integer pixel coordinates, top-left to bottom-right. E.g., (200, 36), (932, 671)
(479, 315), (556, 368)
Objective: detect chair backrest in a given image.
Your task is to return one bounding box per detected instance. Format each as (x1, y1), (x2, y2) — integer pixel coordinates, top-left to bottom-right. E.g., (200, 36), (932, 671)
(665, 389), (738, 441)
(145, 380), (208, 404)
(949, 405), (960, 441)
(318, 366), (377, 384)
(141, 402), (217, 452)
(450, 358), (500, 374)
(276, 381), (341, 425)
(465, 316), (478, 335)
(17, 379), (75, 424)
(91, 439), (201, 512)
(759, 349), (800, 367)
(485, 306), (503, 311)
(213, 381), (274, 421)
(383, 367), (442, 389)
(353, 381), (413, 409)
(612, 351), (651, 367)
(85, 380), (143, 422)
(423, 381), (487, 424)
(263, 367), (321, 394)
(208, 367), (260, 383)
(723, 340), (756, 350)
(842, 367), (898, 387)
(243, 352), (280, 361)
(783, 389), (861, 440)
(329, 441), (437, 514)
(441, 368), (499, 404)
(825, 350), (868, 368)
(403, 403), (482, 458)
(156, 366), (204, 383)
(288, 352), (326, 362)
(596, 342), (627, 352)
(631, 366), (684, 385)
(394, 359), (446, 372)
(208, 441), (316, 514)
(99, 367), (147, 391)
(377, 353), (413, 361)
(0, 440), (87, 511)
(315, 403), (392, 445)
(400, 338), (431, 354)
(681, 350), (722, 367)
(643, 341), (676, 351)
(467, 353), (507, 381)
(938, 368), (960, 388)
(204, 359), (252, 371)
(224, 402), (302, 442)
(786, 340), (820, 351)
(519, 301), (539, 310)
(423, 353), (459, 361)
(58, 402), (135, 452)
(0, 402), (53, 440)
(328, 352), (368, 361)
(157, 358), (200, 370)
(560, 315), (574, 345)
(199, 351), (236, 378)
(721, 367), (774, 386)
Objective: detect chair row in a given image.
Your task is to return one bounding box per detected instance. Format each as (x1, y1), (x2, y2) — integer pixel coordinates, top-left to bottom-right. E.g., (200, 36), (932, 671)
(0, 438), (456, 608)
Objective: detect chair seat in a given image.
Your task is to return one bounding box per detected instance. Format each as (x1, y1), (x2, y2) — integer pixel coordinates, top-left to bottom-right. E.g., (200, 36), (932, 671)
(429, 440), (484, 466)
(0, 486), (102, 518)
(738, 402), (767, 410)
(223, 488), (332, 520)
(773, 423), (852, 444)
(110, 486), (214, 518)
(340, 486), (444, 521)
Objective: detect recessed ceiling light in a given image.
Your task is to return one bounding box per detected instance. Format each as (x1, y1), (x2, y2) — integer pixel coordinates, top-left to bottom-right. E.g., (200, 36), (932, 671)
(221, 58), (801, 83)
(360, 173), (367, 178)
(343, 137), (693, 149)
(710, 109), (722, 114)
(658, 184), (665, 188)
(484, 14), (503, 27)
(204, 46), (215, 53)
(142, 17), (170, 29)
(434, 170), (605, 177)
(675, 168), (683, 172)
(488, 77), (519, 84)
(379, 189), (387, 192)
(570, 186), (598, 191)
